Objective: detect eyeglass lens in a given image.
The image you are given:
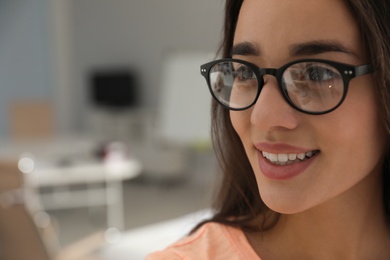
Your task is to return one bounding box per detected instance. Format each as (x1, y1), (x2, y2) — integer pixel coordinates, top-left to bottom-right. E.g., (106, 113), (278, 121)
(208, 61), (345, 113)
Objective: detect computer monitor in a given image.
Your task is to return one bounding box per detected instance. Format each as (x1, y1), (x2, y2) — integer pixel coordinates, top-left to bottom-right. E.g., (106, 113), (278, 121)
(90, 69), (138, 109)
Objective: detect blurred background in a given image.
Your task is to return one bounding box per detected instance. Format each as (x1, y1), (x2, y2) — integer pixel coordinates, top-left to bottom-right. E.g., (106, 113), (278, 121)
(0, 0), (224, 259)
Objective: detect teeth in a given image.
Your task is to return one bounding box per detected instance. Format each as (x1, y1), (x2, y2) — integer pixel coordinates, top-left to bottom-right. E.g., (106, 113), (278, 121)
(306, 151), (313, 157)
(278, 154), (288, 163)
(262, 151), (317, 164)
(288, 154), (297, 160)
(269, 153), (278, 162)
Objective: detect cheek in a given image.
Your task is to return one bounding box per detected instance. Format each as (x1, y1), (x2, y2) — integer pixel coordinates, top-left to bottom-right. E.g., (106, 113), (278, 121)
(329, 113), (384, 172)
(309, 109), (386, 213)
(230, 110), (252, 143)
(315, 81), (387, 186)
(230, 110), (261, 179)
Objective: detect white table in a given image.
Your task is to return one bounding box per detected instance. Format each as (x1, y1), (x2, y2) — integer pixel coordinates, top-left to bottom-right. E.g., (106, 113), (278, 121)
(30, 159), (141, 230)
(0, 137), (142, 230)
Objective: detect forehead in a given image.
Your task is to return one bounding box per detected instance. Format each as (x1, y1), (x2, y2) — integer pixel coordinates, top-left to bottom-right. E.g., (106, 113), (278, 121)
(233, 0), (365, 62)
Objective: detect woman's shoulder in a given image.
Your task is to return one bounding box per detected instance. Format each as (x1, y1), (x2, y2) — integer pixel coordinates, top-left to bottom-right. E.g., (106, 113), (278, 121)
(145, 222), (261, 260)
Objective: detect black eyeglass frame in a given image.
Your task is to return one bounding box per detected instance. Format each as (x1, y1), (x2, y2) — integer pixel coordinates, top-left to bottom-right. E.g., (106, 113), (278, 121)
(200, 58), (374, 115)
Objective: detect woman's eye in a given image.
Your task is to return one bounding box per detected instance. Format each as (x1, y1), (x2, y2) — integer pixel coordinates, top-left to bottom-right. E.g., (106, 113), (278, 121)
(234, 66), (255, 81)
(305, 66), (339, 81)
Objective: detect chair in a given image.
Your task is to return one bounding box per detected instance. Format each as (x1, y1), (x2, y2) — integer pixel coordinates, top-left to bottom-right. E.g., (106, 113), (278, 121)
(8, 100), (55, 140)
(0, 159), (51, 260)
(0, 159), (106, 260)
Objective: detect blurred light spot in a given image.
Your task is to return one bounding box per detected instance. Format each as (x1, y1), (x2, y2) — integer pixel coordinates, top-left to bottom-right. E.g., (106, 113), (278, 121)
(34, 211), (51, 228)
(104, 227), (122, 244)
(104, 142), (128, 175)
(18, 155), (35, 173)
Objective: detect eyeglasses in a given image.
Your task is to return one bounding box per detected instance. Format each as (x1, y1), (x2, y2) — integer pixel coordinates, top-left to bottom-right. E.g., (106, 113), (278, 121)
(200, 58), (373, 115)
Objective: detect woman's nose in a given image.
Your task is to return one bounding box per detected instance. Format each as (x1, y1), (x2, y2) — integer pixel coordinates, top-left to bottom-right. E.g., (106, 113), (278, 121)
(250, 77), (299, 131)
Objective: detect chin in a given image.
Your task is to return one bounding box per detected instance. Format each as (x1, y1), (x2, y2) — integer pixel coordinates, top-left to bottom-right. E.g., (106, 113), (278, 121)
(263, 200), (306, 215)
(258, 186), (313, 215)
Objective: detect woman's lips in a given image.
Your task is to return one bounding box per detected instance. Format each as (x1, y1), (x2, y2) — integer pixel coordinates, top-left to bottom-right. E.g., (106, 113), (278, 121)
(262, 150), (319, 165)
(255, 142), (319, 180)
(258, 151), (318, 180)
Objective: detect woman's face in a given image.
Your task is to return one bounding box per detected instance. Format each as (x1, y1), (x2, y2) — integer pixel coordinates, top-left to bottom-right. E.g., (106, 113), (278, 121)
(230, 0), (387, 214)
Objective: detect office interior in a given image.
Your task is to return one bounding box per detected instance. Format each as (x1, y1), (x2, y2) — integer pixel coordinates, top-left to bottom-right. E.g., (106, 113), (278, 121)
(0, 0), (224, 259)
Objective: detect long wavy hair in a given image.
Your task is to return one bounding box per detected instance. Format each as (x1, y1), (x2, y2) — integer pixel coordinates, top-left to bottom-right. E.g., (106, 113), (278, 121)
(196, 0), (390, 232)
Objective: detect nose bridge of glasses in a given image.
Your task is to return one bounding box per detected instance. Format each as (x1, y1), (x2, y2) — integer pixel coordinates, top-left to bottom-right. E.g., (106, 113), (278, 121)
(258, 68), (278, 77)
(257, 68), (279, 87)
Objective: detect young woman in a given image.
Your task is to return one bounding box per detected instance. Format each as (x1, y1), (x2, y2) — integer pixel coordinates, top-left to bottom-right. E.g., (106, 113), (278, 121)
(148, 0), (390, 258)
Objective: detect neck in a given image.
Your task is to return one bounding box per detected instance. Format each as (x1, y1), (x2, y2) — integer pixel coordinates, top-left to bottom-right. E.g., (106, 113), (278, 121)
(248, 169), (390, 259)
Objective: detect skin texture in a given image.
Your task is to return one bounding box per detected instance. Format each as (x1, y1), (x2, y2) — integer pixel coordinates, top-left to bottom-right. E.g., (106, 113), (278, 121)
(230, 0), (390, 258)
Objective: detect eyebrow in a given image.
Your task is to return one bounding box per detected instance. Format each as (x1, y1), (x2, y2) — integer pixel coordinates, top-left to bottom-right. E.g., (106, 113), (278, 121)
(231, 40), (357, 58)
(289, 40), (357, 57)
(231, 41), (260, 56)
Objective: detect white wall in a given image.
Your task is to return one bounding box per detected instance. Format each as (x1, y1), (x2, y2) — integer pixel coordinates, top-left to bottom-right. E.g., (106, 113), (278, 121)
(0, 0), (54, 136)
(0, 0), (224, 138)
(69, 0), (224, 131)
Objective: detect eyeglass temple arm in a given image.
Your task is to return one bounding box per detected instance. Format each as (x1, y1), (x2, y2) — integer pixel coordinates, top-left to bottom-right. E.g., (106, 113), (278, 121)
(355, 64), (374, 76)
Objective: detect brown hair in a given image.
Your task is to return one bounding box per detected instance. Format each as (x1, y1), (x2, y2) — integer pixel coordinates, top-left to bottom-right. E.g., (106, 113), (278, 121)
(197, 0), (390, 232)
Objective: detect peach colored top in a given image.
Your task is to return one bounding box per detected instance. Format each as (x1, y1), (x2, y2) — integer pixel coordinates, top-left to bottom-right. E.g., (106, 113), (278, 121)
(146, 222), (261, 260)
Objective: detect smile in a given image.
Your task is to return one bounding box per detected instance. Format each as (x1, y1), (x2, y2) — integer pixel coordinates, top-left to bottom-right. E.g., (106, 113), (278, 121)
(262, 150), (319, 166)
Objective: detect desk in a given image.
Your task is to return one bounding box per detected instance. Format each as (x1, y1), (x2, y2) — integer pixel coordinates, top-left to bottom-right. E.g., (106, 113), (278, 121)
(0, 137), (142, 230)
(30, 159), (142, 230)
(29, 159), (141, 187)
